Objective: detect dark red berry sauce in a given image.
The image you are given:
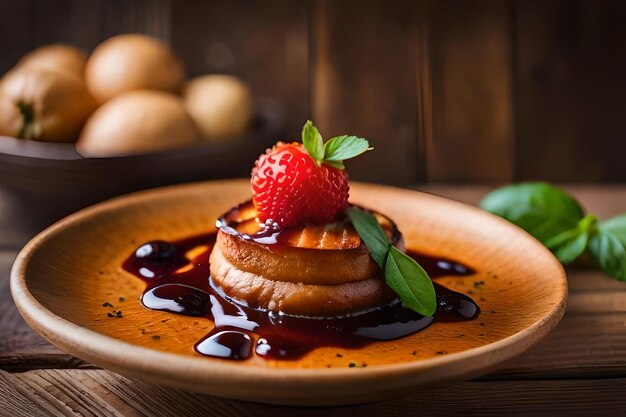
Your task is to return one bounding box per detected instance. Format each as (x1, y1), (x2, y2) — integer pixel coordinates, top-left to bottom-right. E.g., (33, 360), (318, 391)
(122, 225), (479, 361)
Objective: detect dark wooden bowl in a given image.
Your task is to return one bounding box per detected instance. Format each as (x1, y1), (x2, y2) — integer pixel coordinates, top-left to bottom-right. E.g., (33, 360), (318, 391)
(0, 100), (284, 224)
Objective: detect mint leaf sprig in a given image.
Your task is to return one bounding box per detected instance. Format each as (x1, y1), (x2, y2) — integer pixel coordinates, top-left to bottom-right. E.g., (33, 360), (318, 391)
(480, 182), (626, 281)
(347, 207), (437, 317)
(302, 120), (372, 169)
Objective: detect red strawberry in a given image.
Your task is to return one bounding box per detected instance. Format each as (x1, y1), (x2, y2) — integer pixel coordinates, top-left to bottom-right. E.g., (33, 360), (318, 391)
(250, 121), (371, 229)
(251, 142), (349, 228)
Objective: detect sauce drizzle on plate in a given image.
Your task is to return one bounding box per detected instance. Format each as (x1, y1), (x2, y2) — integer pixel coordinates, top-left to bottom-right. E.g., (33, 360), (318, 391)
(122, 232), (480, 361)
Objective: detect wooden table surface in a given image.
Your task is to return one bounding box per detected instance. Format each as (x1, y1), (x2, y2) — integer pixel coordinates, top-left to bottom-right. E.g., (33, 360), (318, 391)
(1, 184), (625, 416)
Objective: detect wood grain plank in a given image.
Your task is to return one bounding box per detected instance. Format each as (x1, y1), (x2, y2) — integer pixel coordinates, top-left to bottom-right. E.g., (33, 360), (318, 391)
(18, 370), (121, 416)
(0, 0), (33, 74)
(311, 0), (423, 184)
(565, 268), (626, 292)
(567, 292), (626, 314)
(0, 332), (93, 372)
(0, 370), (65, 417)
(490, 312), (626, 379)
(0, 187), (75, 250)
(87, 370), (242, 417)
(0, 251), (19, 333)
(99, 0), (171, 42)
(1, 0), (172, 71)
(29, 0), (106, 51)
(1, 250), (30, 340)
(426, 0), (514, 182)
(2, 369), (626, 416)
(418, 184), (626, 219)
(515, 0), (626, 182)
(0, 250), (91, 371)
(170, 0), (309, 138)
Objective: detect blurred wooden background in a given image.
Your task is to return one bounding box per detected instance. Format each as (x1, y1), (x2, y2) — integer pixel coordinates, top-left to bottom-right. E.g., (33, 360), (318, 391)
(1, 0), (625, 184)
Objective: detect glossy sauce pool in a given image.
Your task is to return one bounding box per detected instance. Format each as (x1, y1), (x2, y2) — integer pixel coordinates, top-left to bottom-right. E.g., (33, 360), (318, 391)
(122, 231), (480, 361)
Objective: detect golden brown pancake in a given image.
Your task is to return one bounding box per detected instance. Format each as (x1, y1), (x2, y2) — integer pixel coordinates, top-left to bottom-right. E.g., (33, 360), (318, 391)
(210, 201), (402, 317)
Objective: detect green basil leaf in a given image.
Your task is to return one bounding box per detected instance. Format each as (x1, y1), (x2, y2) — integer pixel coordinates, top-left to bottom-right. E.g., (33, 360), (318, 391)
(545, 228), (589, 264)
(599, 214), (626, 246)
(385, 246), (436, 317)
(323, 135), (371, 163)
(588, 228), (626, 281)
(301, 120), (324, 164)
(347, 206), (436, 316)
(479, 182), (585, 243)
(346, 207), (390, 269)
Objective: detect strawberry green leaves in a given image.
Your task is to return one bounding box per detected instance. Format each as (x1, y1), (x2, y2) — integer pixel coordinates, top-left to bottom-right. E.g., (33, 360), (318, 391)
(301, 120), (371, 169)
(347, 206), (437, 316)
(323, 135), (372, 169)
(302, 120), (324, 163)
(480, 182), (626, 282)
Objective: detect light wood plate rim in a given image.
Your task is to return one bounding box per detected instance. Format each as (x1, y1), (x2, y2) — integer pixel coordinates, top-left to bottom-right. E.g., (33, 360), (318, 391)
(10, 180), (567, 405)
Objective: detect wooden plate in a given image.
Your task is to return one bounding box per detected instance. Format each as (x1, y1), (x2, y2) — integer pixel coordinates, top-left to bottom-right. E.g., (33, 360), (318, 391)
(10, 180), (567, 406)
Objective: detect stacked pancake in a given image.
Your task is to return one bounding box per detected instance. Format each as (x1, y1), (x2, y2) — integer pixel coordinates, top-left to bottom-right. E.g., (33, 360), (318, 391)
(210, 201), (402, 317)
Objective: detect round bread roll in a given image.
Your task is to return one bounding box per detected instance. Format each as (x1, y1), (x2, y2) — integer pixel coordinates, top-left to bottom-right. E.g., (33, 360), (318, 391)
(77, 90), (199, 157)
(0, 67), (95, 142)
(85, 34), (184, 104)
(183, 75), (253, 142)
